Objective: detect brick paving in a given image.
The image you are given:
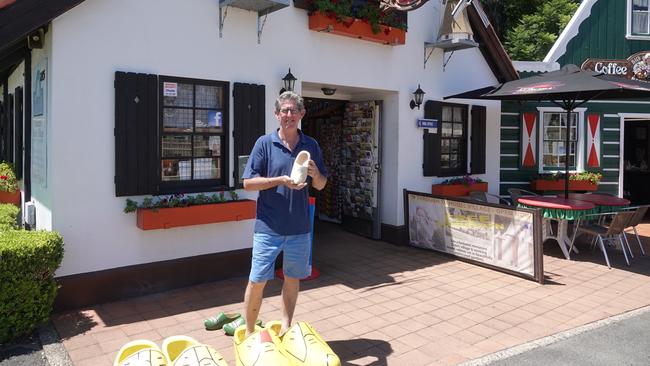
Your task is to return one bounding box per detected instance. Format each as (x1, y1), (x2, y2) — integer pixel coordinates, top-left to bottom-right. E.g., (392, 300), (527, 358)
(52, 222), (650, 366)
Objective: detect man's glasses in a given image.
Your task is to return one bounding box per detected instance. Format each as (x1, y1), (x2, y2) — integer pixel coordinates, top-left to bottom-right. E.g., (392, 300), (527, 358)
(279, 108), (301, 115)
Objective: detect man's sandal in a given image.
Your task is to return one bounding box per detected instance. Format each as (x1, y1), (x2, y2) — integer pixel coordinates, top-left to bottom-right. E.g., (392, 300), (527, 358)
(203, 312), (241, 331)
(223, 316), (263, 336)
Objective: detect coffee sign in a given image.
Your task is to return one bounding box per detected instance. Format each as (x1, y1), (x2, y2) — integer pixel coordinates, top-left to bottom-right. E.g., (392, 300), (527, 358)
(581, 51), (650, 82)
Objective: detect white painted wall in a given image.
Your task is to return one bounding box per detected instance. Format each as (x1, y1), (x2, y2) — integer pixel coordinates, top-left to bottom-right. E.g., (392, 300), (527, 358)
(48, 0), (503, 276)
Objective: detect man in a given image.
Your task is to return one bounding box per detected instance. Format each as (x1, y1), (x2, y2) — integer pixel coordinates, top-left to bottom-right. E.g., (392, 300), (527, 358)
(241, 91), (327, 337)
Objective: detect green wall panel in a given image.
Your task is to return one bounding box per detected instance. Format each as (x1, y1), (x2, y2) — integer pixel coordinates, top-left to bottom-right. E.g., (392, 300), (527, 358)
(500, 129), (520, 140)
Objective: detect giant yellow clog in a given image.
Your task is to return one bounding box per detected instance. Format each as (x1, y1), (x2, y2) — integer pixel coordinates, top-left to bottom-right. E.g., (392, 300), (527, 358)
(266, 321), (340, 366)
(233, 325), (291, 366)
(161, 335), (228, 366)
(113, 339), (169, 366)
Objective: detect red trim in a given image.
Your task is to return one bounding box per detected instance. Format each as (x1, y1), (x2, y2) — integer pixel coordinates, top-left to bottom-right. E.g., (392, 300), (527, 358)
(518, 196), (595, 210)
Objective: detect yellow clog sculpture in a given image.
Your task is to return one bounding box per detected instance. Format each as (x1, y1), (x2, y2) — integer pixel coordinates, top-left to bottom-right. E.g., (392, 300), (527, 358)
(162, 335), (228, 366)
(266, 321), (340, 366)
(233, 325), (291, 366)
(113, 339), (169, 366)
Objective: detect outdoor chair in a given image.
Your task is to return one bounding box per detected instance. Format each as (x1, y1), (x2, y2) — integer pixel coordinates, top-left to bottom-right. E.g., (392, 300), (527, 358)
(621, 205), (649, 256)
(507, 188), (539, 205)
(469, 191), (512, 205)
(568, 211), (635, 269)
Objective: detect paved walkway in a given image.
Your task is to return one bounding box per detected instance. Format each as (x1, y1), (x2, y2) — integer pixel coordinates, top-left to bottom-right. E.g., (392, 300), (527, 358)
(51, 222), (650, 366)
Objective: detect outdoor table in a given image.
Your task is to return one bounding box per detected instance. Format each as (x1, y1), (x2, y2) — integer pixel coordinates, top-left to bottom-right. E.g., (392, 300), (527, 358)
(567, 193), (630, 213)
(517, 196), (597, 259)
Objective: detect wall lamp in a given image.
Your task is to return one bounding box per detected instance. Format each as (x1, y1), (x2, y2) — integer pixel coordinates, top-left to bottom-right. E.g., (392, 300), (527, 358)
(410, 84), (425, 110)
(280, 68), (297, 94)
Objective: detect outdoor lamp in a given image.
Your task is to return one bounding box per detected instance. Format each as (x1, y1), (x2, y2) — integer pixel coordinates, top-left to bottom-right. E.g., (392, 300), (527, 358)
(410, 84), (425, 110)
(280, 68), (297, 94)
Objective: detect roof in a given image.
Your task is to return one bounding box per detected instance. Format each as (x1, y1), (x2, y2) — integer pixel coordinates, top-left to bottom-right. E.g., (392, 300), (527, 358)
(544, 0), (597, 63)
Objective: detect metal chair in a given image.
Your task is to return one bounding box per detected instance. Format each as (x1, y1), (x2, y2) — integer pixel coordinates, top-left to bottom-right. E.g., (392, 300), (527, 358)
(507, 188), (539, 205)
(569, 211), (635, 268)
(469, 191), (512, 205)
(621, 205), (649, 256)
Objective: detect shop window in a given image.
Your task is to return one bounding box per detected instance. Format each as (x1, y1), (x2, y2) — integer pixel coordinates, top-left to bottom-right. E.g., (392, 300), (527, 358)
(423, 101), (485, 177)
(537, 108), (585, 173)
(628, 0), (650, 38)
(159, 76), (228, 190)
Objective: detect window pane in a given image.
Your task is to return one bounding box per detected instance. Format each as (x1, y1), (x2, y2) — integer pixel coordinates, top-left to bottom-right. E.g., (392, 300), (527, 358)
(163, 108), (193, 132)
(453, 107), (463, 122)
(545, 127), (560, 140)
(546, 113), (560, 126)
(162, 135), (192, 158)
(441, 154), (450, 168)
(441, 139), (450, 153)
(194, 135), (221, 157)
(442, 123), (453, 137)
(195, 110), (223, 132)
(633, 13), (649, 34)
(193, 158), (221, 180)
(450, 139), (460, 154)
(442, 106), (452, 121)
(162, 159), (191, 181)
(163, 83), (193, 107)
(450, 154), (459, 168)
(633, 0), (649, 11)
(452, 123), (463, 137)
(196, 85), (222, 109)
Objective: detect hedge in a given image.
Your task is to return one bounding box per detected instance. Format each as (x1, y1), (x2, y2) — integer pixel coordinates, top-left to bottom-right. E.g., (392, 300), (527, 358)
(0, 203), (19, 231)
(0, 230), (64, 344)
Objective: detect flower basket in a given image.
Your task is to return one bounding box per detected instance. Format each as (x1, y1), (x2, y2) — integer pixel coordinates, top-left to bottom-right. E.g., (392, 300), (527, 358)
(136, 199), (256, 230)
(308, 12), (406, 45)
(530, 180), (598, 192)
(0, 190), (20, 206)
(431, 182), (488, 197)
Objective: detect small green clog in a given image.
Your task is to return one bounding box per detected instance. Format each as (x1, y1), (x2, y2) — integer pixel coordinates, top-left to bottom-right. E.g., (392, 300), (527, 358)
(203, 312), (241, 331)
(223, 316), (263, 336)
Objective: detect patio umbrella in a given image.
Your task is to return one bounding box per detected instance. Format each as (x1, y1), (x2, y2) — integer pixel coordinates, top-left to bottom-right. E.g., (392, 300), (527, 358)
(446, 64), (650, 198)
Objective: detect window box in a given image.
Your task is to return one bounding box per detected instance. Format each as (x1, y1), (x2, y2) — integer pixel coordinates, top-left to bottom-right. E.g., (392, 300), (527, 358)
(530, 180), (598, 192)
(0, 190), (20, 206)
(431, 182), (488, 197)
(308, 11), (406, 45)
(136, 199), (256, 230)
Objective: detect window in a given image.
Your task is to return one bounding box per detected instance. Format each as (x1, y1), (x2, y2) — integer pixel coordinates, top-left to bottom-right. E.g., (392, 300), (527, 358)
(629, 0), (650, 38)
(159, 76), (228, 190)
(440, 104), (468, 175)
(542, 112), (578, 169)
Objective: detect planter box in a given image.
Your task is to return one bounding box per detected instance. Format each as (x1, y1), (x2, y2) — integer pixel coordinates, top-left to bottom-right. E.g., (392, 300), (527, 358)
(0, 190), (20, 206)
(308, 12), (406, 45)
(136, 200), (256, 230)
(431, 182), (488, 197)
(530, 180), (598, 192)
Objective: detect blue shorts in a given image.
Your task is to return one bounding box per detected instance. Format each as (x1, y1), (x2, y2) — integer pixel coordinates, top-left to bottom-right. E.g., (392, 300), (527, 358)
(249, 232), (311, 282)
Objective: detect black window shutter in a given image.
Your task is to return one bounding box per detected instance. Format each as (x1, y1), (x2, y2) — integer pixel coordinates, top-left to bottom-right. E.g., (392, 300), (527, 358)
(470, 105), (486, 174)
(14, 87), (23, 179)
(6, 94), (13, 165)
(423, 100), (442, 176)
(115, 72), (158, 197)
(233, 82), (265, 188)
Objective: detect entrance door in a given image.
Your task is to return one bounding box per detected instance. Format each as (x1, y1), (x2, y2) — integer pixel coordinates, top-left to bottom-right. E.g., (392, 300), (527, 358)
(340, 101), (381, 239)
(623, 119), (650, 204)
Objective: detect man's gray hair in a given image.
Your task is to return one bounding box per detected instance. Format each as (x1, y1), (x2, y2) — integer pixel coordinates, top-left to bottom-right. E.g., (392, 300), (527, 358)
(275, 91), (305, 112)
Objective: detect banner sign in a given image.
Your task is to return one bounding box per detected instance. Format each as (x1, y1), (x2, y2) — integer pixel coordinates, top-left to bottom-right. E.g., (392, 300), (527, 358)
(404, 190), (543, 283)
(581, 51), (650, 82)
(416, 118), (438, 130)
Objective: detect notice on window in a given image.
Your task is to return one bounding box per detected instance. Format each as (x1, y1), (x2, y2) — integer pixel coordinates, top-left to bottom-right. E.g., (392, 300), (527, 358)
(237, 155), (249, 186)
(163, 82), (178, 97)
(32, 59), (48, 188)
(405, 190), (541, 280)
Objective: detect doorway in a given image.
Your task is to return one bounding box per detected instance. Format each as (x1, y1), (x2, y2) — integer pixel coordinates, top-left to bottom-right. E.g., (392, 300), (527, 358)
(623, 119), (650, 204)
(301, 97), (382, 239)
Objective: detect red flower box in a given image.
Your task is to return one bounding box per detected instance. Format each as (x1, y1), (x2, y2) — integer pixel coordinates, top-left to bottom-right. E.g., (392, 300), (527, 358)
(0, 190), (20, 206)
(530, 180), (598, 192)
(308, 12), (406, 45)
(431, 182), (488, 197)
(136, 200), (256, 230)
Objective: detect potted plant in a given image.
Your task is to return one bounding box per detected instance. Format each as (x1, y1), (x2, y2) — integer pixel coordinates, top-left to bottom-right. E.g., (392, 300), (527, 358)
(431, 175), (488, 197)
(0, 162), (20, 206)
(530, 171), (602, 192)
(308, 0), (407, 45)
(124, 192), (256, 230)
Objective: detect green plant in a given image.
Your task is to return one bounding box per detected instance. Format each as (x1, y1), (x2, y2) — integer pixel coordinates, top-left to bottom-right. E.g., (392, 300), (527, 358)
(0, 162), (18, 193)
(311, 0), (407, 34)
(0, 203), (20, 231)
(124, 192), (243, 213)
(0, 230), (64, 343)
(535, 171), (602, 185)
(438, 175), (485, 186)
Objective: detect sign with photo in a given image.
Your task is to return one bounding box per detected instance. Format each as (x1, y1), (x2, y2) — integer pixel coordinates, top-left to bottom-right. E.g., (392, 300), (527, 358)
(163, 82), (178, 97)
(581, 51), (650, 82)
(404, 190), (543, 282)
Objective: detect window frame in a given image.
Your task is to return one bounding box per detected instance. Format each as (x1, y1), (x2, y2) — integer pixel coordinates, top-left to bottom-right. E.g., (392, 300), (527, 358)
(438, 102), (468, 177)
(158, 75), (230, 194)
(537, 107), (586, 174)
(627, 0), (650, 40)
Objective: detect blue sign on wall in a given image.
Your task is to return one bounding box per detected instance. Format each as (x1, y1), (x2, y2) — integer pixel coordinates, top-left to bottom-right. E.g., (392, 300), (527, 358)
(417, 118), (438, 129)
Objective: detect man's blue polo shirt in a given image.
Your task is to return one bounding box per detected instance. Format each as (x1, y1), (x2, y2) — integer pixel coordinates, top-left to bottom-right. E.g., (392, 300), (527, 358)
(242, 129), (328, 236)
